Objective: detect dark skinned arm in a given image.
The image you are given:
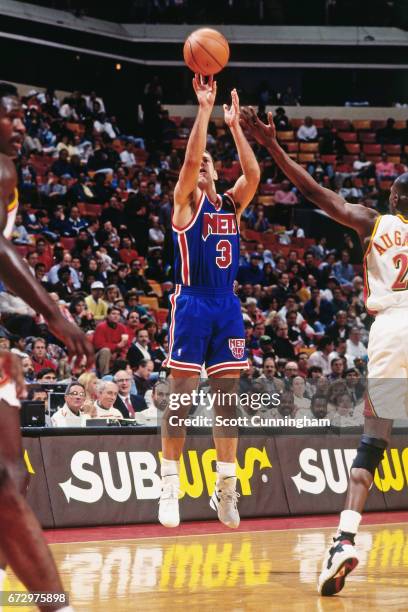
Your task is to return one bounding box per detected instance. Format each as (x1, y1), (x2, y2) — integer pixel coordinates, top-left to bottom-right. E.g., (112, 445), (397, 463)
(0, 154), (94, 365)
(240, 108), (378, 243)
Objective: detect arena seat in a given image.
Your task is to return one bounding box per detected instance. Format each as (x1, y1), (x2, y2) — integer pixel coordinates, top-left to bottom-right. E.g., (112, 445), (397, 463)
(298, 153), (315, 163)
(285, 142), (299, 152)
(139, 296), (159, 310)
(332, 119), (352, 131)
(338, 132), (357, 142)
(277, 131), (295, 141)
(394, 121), (406, 130)
(371, 120), (386, 130)
(384, 144), (401, 155)
(321, 154), (337, 164)
(78, 203), (102, 219)
(353, 120), (371, 131)
(299, 142), (319, 152)
(155, 308), (169, 328)
(388, 156), (401, 164)
(60, 237), (76, 250)
(379, 180), (393, 191)
(171, 139), (188, 150)
(146, 280), (163, 297)
(359, 132), (376, 143)
(345, 143), (360, 154)
(363, 144), (381, 155)
(257, 195), (275, 205)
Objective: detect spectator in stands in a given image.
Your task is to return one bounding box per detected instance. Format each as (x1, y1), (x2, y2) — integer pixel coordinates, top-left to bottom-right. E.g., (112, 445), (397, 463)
(272, 321), (296, 360)
(375, 152), (397, 180)
(22, 355), (35, 382)
(120, 142), (136, 168)
(333, 250), (354, 288)
(150, 330), (168, 371)
(274, 180), (298, 206)
(85, 281), (109, 322)
(307, 336), (334, 376)
(376, 118), (400, 144)
(48, 252), (81, 289)
(257, 356), (284, 394)
(78, 371), (99, 403)
(51, 382), (87, 427)
(113, 369), (146, 417)
(94, 380), (123, 418)
(133, 359), (154, 396)
(281, 86), (300, 106)
(304, 287), (333, 331)
(127, 328), (152, 367)
(353, 152), (374, 178)
(327, 357), (345, 382)
(149, 216), (165, 246)
(310, 394), (329, 420)
(237, 253), (265, 285)
(346, 326), (368, 363)
(11, 213), (30, 244)
(273, 107), (291, 131)
(36, 368), (57, 382)
(339, 177), (363, 202)
(326, 310), (350, 342)
(31, 338), (57, 374)
(93, 306), (129, 376)
(297, 116), (318, 142)
(292, 376), (311, 414)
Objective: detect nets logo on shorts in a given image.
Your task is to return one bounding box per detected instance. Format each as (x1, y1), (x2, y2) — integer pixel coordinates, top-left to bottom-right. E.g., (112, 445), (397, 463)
(229, 338), (245, 359)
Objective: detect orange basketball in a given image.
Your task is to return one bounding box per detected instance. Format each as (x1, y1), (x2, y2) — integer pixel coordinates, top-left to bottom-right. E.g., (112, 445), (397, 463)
(183, 28), (229, 76)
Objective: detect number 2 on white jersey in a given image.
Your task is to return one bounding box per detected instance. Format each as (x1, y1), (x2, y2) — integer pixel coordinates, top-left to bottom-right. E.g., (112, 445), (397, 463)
(392, 253), (408, 291)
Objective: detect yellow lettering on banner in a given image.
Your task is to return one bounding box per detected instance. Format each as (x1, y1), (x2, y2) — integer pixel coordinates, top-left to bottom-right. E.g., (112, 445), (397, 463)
(227, 542), (271, 586)
(179, 451), (204, 499)
(368, 530), (406, 569)
(202, 543), (232, 588)
(236, 447), (272, 495)
(23, 449), (35, 474)
(374, 449), (405, 492)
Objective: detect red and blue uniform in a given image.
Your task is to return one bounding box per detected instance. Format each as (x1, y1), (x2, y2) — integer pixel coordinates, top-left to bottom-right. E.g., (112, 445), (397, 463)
(163, 191), (248, 375)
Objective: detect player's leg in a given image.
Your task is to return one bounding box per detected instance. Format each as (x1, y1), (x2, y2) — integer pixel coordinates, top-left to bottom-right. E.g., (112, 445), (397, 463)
(208, 370), (241, 528)
(0, 401), (72, 612)
(159, 370), (200, 528)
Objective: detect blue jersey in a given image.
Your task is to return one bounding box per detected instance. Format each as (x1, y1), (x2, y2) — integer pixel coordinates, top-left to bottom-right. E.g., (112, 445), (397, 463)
(172, 191), (239, 289)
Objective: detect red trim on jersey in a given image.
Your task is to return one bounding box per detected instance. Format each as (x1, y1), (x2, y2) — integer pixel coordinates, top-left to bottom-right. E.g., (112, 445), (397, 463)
(363, 215), (381, 316)
(224, 190), (236, 210)
(166, 358), (202, 373)
(206, 360), (249, 375)
(172, 191), (205, 233)
(178, 233), (190, 285)
(162, 284), (181, 367)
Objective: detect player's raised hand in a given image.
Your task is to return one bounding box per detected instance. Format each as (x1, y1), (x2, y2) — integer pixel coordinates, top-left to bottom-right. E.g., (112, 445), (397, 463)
(240, 106), (277, 148)
(0, 351), (27, 399)
(223, 88), (240, 129)
(193, 74), (217, 111)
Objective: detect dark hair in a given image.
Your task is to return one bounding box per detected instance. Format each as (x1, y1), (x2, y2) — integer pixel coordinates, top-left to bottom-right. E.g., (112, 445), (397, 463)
(36, 368), (56, 380)
(136, 359), (149, 369)
(65, 381), (85, 396)
(311, 394), (328, 408)
(318, 335), (333, 350)
(107, 306), (121, 315)
(0, 82), (18, 102)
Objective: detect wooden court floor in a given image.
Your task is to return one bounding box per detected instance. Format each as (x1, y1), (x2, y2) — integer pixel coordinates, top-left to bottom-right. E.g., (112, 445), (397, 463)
(4, 517), (408, 611)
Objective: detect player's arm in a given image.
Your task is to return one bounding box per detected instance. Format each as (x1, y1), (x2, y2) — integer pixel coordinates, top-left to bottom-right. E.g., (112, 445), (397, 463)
(0, 154), (94, 365)
(240, 108), (378, 239)
(224, 90), (260, 217)
(174, 75), (217, 208)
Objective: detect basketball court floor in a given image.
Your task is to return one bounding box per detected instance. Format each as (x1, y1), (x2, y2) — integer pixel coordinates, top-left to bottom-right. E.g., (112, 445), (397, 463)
(4, 512), (408, 611)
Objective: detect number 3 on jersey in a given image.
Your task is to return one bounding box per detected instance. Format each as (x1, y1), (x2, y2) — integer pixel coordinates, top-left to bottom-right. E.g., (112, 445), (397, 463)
(216, 239), (232, 269)
(392, 253), (408, 291)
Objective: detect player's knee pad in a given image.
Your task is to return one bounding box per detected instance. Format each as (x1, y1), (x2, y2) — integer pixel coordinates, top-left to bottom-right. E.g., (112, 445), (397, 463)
(351, 434), (388, 476)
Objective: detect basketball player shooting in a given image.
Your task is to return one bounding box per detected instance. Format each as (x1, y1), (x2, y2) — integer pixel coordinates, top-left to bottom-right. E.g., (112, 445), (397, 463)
(0, 82), (94, 611)
(240, 106), (408, 596)
(160, 76), (260, 529)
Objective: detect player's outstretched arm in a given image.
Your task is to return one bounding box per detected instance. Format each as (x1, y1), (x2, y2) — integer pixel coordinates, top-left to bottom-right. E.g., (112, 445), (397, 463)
(224, 90), (260, 218)
(0, 154), (94, 366)
(174, 74), (217, 207)
(240, 107), (378, 239)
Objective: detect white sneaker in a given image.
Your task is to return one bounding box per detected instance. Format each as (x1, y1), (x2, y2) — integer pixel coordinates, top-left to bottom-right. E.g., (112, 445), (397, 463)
(210, 476), (240, 528)
(318, 535), (359, 596)
(158, 477), (180, 528)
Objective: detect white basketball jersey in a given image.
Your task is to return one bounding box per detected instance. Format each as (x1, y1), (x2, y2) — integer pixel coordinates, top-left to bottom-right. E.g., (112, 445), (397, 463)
(365, 214), (408, 314)
(3, 188), (18, 239)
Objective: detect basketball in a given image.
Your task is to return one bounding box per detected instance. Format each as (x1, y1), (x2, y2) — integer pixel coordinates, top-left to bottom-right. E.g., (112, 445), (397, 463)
(183, 28), (230, 76)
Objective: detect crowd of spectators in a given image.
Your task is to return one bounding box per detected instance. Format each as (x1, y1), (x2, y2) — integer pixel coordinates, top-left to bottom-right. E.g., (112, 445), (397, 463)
(5, 84), (408, 428)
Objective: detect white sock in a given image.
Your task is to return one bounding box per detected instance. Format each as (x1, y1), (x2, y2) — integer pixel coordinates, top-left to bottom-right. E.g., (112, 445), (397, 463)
(216, 461), (236, 482)
(161, 458), (180, 479)
(0, 568), (5, 589)
(338, 509), (362, 535)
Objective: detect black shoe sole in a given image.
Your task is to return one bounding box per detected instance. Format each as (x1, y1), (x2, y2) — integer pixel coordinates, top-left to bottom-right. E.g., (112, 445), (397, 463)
(321, 557), (359, 596)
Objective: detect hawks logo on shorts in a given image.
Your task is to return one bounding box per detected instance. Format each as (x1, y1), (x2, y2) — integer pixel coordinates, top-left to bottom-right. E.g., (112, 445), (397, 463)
(229, 338), (245, 359)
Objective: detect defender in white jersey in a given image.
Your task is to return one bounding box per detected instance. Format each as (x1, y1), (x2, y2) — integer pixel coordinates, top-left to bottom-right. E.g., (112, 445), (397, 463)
(240, 107), (406, 598)
(0, 82), (93, 612)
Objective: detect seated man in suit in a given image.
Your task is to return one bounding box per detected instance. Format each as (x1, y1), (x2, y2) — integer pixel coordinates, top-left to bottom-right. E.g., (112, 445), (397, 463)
(113, 369), (146, 417)
(127, 328), (151, 368)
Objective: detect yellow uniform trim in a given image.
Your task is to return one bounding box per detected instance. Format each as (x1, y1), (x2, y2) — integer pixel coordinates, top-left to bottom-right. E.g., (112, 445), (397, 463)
(7, 188), (18, 213)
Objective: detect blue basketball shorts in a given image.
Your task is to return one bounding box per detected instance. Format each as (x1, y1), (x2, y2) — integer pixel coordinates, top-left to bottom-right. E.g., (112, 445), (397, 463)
(163, 285), (248, 375)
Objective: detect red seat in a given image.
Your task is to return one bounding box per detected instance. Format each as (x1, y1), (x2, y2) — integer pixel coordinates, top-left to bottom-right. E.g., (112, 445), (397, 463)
(332, 120), (352, 131)
(363, 144), (382, 155)
(155, 308), (169, 328)
(359, 132), (376, 143)
(15, 245), (28, 257)
(338, 132), (357, 142)
(379, 180), (393, 191)
(371, 120), (386, 130)
(384, 144), (401, 155)
(77, 203), (103, 219)
(321, 154), (337, 164)
(345, 143), (360, 154)
(344, 154), (358, 163)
